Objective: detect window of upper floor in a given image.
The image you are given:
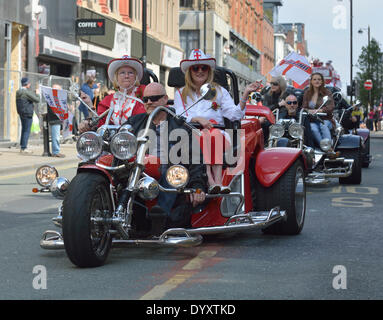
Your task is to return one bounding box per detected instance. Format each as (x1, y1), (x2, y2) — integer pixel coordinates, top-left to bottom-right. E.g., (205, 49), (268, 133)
(180, 0), (193, 8)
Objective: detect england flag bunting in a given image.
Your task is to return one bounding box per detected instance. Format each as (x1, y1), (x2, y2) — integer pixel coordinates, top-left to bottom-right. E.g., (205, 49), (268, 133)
(269, 52), (312, 86)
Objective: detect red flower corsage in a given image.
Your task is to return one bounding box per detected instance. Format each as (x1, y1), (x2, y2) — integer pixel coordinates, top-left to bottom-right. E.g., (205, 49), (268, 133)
(211, 101), (221, 111)
(136, 85), (144, 99)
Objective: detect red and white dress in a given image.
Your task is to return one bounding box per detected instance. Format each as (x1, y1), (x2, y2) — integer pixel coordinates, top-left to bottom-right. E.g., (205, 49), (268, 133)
(174, 86), (245, 165)
(97, 84), (146, 127)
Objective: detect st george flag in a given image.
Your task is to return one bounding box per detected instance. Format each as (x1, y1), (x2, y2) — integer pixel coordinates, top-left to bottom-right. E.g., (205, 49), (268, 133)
(62, 111), (74, 139)
(269, 52), (312, 86)
(40, 86), (69, 121)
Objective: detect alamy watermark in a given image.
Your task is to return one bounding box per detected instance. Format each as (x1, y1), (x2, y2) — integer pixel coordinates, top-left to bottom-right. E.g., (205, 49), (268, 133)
(332, 265), (347, 290)
(332, 3), (347, 30)
(32, 265), (47, 290)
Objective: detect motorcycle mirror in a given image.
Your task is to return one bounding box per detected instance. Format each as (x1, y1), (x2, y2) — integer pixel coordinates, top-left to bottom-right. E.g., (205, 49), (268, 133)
(200, 83), (216, 100)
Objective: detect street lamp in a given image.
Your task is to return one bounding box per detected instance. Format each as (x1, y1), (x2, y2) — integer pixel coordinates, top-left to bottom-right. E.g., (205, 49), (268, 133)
(358, 25), (371, 111)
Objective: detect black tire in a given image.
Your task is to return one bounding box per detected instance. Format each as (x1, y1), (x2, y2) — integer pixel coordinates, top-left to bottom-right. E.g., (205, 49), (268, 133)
(339, 148), (362, 184)
(254, 160), (306, 235)
(362, 138), (370, 168)
(62, 172), (113, 268)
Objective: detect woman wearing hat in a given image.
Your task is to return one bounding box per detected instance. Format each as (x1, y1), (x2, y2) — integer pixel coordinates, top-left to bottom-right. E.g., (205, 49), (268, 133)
(173, 49), (261, 194)
(79, 56), (146, 132)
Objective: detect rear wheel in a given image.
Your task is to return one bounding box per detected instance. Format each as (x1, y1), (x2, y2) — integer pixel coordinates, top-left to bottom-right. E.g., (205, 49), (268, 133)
(339, 148), (362, 184)
(62, 172), (113, 268)
(254, 160), (306, 235)
(362, 138), (370, 168)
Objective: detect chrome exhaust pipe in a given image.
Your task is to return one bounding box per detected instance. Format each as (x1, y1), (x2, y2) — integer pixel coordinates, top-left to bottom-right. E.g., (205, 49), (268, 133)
(40, 230), (64, 250)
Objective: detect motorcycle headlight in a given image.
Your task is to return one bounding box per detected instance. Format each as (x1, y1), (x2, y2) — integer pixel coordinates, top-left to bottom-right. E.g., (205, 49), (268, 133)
(35, 165), (58, 187)
(50, 177), (70, 199)
(166, 165), (189, 189)
(137, 177), (160, 200)
(320, 138), (332, 152)
(77, 132), (103, 161)
(110, 131), (137, 160)
(269, 124), (284, 139)
(288, 123), (304, 139)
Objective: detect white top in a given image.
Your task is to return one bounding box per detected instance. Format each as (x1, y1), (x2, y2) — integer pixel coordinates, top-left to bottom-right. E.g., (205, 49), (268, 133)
(173, 86), (245, 125)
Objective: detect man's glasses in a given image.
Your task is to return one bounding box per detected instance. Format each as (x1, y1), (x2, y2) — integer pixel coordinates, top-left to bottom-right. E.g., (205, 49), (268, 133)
(142, 95), (165, 103)
(191, 65), (209, 72)
(286, 101), (298, 105)
(270, 82), (279, 86)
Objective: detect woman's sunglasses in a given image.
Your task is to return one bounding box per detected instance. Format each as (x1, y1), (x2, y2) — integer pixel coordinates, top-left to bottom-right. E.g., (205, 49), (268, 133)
(142, 95), (165, 103)
(270, 82), (279, 86)
(191, 65), (209, 72)
(286, 101), (298, 105)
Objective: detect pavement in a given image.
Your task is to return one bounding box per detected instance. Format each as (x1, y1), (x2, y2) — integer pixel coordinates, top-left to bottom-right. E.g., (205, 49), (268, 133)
(0, 137), (80, 177)
(0, 130), (382, 178)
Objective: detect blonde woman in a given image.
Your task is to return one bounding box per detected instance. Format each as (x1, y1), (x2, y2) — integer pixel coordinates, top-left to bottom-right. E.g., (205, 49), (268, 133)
(174, 49), (261, 194)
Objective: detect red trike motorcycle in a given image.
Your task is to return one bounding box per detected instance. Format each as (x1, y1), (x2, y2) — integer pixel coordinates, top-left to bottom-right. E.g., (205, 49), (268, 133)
(40, 70), (307, 268)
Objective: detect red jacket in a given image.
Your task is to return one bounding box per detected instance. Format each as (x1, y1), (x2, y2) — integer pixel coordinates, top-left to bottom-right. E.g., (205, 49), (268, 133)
(96, 85), (146, 127)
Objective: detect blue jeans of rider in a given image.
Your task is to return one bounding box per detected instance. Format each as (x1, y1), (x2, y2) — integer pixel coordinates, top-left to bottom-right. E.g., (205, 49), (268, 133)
(50, 124), (61, 155)
(157, 165), (178, 216)
(310, 120), (332, 145)
(19, 115), (33, 150)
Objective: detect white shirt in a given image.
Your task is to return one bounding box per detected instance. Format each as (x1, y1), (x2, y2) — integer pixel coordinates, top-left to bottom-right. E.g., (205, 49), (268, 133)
(173, 86), (245, 125)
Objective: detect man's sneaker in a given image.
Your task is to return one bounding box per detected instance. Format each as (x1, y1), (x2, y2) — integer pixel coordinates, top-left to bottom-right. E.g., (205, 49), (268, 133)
(20, 148), (33, 154)
(52, 153), (65, 158)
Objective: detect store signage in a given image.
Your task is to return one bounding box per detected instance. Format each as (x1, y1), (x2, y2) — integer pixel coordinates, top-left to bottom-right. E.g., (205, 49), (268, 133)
(76, 19), (105, 36)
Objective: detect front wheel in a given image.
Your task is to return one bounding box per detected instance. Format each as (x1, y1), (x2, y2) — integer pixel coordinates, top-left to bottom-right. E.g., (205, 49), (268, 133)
(62, 172), (113, 268)
(254, 160), (306, 235)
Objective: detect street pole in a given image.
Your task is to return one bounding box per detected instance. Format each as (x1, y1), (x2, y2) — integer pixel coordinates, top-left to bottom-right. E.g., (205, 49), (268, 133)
(142, 0), (147, 68)
(368, 25), (371, 112)
(350, 0), (353, 105)
(204, 0), (207, 53)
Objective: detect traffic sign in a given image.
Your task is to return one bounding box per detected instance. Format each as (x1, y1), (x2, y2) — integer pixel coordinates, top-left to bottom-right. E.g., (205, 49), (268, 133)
(364, 79), (373, 91)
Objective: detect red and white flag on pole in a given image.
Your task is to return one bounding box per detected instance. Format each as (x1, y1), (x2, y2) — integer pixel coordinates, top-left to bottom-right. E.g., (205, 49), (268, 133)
(41, 86), (69, 121)
(270, 52), (312, 86)
(62, 111), (74, 139)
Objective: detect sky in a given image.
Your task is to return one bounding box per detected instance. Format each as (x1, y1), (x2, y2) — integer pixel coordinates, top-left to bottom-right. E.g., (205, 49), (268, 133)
(278, 0), (383, 94)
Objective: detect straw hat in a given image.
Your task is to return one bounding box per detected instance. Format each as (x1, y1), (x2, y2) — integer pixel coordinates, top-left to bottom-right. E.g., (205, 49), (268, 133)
(107, 55), (144, 82)
(180, 49), (216, 73)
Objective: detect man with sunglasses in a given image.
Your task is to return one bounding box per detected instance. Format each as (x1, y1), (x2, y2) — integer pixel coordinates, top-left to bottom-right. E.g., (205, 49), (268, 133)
(124, 82), (207, 235)
(280, 94), (314, 147)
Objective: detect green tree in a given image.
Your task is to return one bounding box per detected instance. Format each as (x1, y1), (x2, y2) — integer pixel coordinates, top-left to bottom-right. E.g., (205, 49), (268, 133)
(355, 38), (383, 110)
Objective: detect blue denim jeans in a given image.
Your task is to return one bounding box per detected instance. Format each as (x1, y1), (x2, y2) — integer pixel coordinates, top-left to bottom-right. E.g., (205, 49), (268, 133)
(157, 165), (178, 216)
(50, 124), (61, 155)
(310, 120), (332, 145)
(19, 116), (33, 150)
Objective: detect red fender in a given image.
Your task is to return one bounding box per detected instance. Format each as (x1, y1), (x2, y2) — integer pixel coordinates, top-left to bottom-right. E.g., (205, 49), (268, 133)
(77, 164), (114, 185)
(255, 147), (304, 188)
(245, 104), (275, 124)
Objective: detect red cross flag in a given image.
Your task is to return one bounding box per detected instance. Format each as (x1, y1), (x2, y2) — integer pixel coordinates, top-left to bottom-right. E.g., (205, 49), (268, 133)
(270, 52), (312, 86)
(41, 86), (69, 121)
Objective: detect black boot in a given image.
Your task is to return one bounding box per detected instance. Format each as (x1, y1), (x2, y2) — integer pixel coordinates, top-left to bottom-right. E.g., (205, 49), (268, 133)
(148, 205), (168, 237)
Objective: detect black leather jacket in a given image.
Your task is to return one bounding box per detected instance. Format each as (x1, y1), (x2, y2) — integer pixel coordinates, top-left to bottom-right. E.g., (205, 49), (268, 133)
(124, 108), (207, 192)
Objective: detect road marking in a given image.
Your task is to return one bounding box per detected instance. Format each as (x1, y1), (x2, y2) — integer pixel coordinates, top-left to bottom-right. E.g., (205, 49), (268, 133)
(332, 197), (373, 208)
(139, 250), (217, 300)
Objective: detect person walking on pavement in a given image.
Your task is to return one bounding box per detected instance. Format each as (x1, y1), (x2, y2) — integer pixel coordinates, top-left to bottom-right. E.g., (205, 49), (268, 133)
(47, 84), (65, 158)
(16, 77), (40, 154)
(79, 76), (99, 120)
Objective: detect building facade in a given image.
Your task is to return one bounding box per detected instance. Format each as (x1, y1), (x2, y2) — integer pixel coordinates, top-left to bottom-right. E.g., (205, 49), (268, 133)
(0, 0), (38, 142)
(77, 0), (183, 96)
